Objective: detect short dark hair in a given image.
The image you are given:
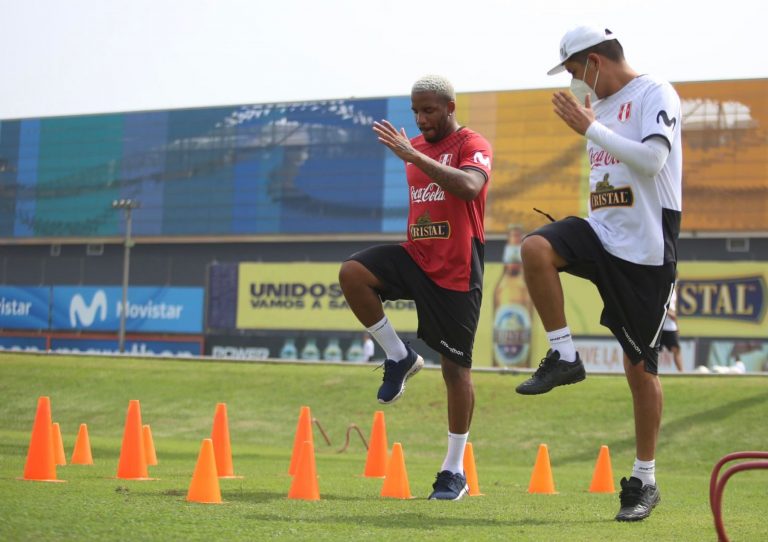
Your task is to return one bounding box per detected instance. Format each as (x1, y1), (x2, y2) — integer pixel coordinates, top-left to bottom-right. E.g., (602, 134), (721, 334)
(570, 39), (625, 65)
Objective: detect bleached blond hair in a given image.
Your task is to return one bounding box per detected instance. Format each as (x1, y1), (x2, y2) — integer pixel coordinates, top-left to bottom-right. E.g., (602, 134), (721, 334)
(411, 75), (455, 102)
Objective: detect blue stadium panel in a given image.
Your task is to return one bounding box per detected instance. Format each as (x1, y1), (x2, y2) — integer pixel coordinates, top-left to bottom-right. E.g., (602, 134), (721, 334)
(0, 98), (412, 239)
(381, 97), (413, 233)
(0, 120), (21, 236)
(34, 115), (124, 237)
(268, 99), (388, 233)
(162, 107), (238, 235)
(120, 111), (169, 236)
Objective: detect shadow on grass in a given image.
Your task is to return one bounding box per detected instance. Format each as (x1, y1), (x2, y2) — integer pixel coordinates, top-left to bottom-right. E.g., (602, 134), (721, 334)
(127, 488), (290, 503)
(241, 510), (607, 529)
(557, 391), (768, 465)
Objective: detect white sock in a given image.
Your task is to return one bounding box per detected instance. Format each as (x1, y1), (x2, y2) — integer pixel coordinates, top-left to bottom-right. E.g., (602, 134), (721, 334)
(366, 316), (407, 361)
(440, 432), (468, 474)
(547, 326), (577, 362)
(632, 458), (656, 486)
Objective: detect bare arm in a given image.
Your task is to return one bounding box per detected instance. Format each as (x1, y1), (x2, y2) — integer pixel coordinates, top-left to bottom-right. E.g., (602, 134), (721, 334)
(373, 120), (486, 201)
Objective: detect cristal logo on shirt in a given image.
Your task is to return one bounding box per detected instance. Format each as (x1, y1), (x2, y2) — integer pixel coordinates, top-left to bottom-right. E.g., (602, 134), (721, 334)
(409, 211), (450, 240)
(590, 174), (634, 210)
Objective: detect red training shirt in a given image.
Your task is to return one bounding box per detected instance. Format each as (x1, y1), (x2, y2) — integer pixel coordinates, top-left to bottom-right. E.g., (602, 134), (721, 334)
(401, 127), (492, 292)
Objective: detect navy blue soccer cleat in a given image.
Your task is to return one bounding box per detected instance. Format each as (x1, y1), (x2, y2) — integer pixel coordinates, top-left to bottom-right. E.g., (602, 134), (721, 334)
(428, 470), (469, 501)
(377, 343), (424, 404)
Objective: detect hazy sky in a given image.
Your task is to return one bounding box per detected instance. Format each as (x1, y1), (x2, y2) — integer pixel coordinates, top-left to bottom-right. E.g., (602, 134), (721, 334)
(2, 0), (766, 120)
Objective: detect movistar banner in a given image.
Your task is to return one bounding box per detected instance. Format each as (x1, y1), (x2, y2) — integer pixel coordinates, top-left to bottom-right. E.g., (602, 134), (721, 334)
(0, 287), (50, 330)
(51, 286), (203, 333)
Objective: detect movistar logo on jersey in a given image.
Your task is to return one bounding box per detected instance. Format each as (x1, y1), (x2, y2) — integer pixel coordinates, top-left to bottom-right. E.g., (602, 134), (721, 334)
(678, 276), (765, 322)
(590, 174), (634, 210)
(472, 151), (491, 168)
(70, 290), (108, 327)
(656, 110), (677, 129)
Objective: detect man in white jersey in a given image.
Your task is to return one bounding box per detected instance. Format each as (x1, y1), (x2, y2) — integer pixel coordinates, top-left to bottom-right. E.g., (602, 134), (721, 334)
(516, 25), (682, 522)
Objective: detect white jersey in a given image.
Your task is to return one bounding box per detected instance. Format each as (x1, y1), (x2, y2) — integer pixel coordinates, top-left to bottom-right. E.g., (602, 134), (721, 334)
(586, 75), (682, 265)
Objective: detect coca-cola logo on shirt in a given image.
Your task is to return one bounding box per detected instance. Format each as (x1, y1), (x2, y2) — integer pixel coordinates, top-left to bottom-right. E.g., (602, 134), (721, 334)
(411, 182), (446, 203)
(589, 147), (621, 168)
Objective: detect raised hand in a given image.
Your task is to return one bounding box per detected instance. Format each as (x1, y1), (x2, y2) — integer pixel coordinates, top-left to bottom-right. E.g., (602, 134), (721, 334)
(552, 91), (596, 135)
(373, 120), (418, 162)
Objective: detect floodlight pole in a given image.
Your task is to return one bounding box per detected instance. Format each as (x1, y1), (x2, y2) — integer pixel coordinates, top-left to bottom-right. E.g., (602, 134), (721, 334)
(112, 199), (139, 354)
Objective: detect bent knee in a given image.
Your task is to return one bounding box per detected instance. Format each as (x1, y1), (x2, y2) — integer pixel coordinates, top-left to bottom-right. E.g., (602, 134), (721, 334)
(338, 260), (360, 287)
(339, 260), (377, 290)
(521, 235), (553, 263)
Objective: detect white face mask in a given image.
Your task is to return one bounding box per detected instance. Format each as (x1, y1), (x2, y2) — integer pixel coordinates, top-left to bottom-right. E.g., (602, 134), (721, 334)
(570, 59), (599, 105)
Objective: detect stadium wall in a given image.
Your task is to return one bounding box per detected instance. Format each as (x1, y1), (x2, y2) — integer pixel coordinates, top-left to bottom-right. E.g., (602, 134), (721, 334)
(0, 79), (766, 240)
(1, 79), (766, 367)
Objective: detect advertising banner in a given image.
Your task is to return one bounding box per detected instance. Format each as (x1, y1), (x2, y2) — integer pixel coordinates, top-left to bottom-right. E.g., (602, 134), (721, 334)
(51, 286), (204, 333)
(0, 332), (203, 357)
(522, 261), (768, 371)
(573, 337), (697, 374)
(48, 336), (203, 357)
(220, 260), (768, 370)
(0, 286), (50, 330)
(236, 263), (418, 331)
(554, 262), (768, 338)
(206, 331), (391, 363)
(0, 334), (47, 352)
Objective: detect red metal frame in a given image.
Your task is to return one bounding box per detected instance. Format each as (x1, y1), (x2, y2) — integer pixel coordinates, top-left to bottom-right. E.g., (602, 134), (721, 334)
(709, 451), (768, 542)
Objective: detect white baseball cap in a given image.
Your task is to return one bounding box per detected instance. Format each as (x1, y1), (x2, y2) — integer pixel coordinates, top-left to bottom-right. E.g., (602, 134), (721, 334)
(547, 26), (618, 75)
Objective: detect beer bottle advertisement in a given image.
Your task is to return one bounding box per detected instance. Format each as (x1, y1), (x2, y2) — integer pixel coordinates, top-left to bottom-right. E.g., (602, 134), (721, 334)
(492, 225), (534, 367)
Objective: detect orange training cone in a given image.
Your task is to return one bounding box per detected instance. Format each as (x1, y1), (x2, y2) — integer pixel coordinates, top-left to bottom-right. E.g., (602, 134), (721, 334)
(363, 410), (388, 478)
(71, 424), (94, 465)
(211, 403), (240, 478)
(288, 440), (320, 500)
(589, 445), (615, 493)
(143, 425), (158, 466)
(380, 442), (413, 499)
(528, 443), (556, 494)
(463, 442), (483, 496)
(116, 400), (151, 480)
(288, 406), (313, 475)
(186, 438), (222, 504)
(22, 396), (62, 482)
(52, 422), (66, 466)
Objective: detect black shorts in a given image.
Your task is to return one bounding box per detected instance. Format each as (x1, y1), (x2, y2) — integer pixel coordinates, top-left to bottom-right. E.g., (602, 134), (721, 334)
(347, 244), (481, 367)
(660, 330), (680, 350)
(530, 217), (676, 374)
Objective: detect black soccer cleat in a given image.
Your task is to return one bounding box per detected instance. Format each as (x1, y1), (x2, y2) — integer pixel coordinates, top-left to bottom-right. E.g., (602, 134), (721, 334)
(615, 476), (661, 521)
(515, 349), (586, 395)
(377, 343), (424, 404)
(428, 470), (469, 501)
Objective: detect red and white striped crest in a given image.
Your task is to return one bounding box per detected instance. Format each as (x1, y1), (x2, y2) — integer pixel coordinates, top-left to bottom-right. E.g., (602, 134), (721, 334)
(438, 153), (453, 165)
(618, 102), (632, 123)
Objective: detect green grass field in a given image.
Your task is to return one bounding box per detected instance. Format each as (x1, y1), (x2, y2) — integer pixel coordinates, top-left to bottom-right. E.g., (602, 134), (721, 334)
(1, 354), (766, 541)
